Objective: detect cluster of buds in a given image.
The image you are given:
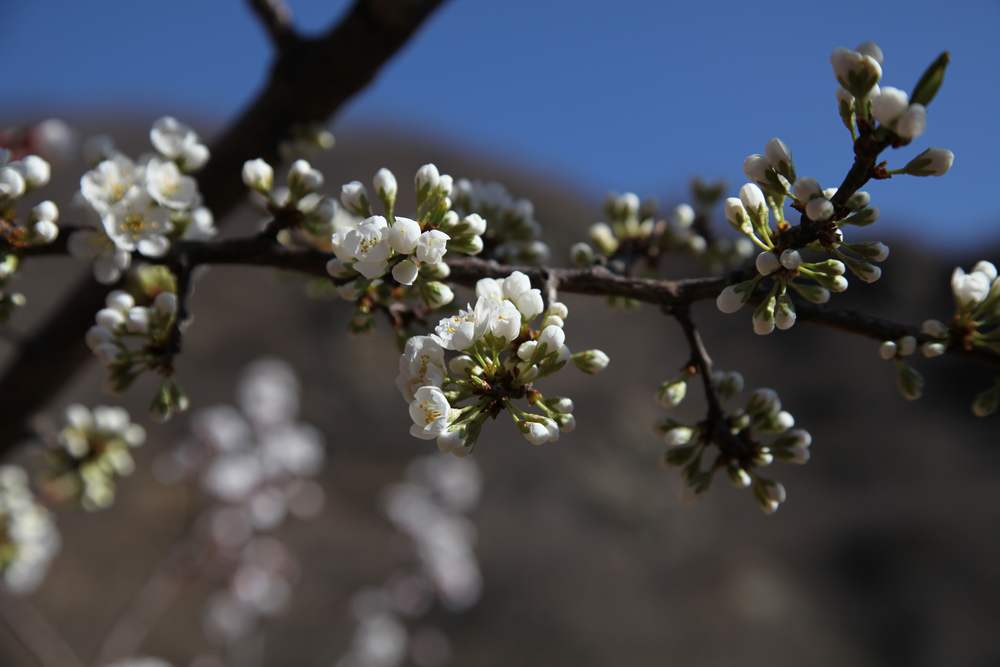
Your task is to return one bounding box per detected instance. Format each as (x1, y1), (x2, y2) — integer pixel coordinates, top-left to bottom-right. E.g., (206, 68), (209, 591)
(0, 148), (58, 320)
(70, 118), (215, 284)
(876, 334), (927, 401)
(572, 188), (752, 287)
(85, 284), (188, 419)
(399, 271), (608, 453)
(718, 163), (889, 333)
(716, 45), (953, 334)
(451, 178), (549, 263)
(324, 165), (487, 328)
(277, 121), (335, 161)
(338, 454), (482, 667)
(885, 260), (1000, 414)
(39, 404), (146, 510)
(0, 465), (60, 594)
(660, 376), (811, 514)
(833, 42), (950, 153)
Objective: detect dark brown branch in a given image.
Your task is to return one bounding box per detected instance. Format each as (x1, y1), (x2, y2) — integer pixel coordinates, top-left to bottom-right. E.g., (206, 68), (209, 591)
(0, 0), (448, 448)
(247, 0), (297, 50)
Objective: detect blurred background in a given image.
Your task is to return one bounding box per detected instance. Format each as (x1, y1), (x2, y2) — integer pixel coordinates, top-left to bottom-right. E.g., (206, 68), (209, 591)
(2, 1), (1000, 666)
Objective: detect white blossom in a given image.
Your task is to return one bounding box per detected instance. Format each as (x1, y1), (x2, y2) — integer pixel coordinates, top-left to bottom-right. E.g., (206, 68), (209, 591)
(895, 104), (927, 140)
(951, 267), (991, 307)
(387, 216), (421, 255)
(415, 230), (450, 264)
(150, 116), (208, 170)
(409, 387), (452, 440)
(870, 87), (910, 126)
(145, 158), (198, 210)
(102, 190), (173, 256)
(391, 259), (419, 286)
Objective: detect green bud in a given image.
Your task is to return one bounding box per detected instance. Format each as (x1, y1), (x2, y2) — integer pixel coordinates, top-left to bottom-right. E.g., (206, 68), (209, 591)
(910, 51), (949, 107)
(572, 349), (610, 374)
(895, 362), (924, 401)
(570, 242), (596, 267)
(972, 380), (1000, 417)
(657, 377), (688, 408)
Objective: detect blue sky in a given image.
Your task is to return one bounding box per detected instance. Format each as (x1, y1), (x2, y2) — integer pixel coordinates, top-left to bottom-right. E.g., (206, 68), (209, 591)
(3, 0), (996, 246)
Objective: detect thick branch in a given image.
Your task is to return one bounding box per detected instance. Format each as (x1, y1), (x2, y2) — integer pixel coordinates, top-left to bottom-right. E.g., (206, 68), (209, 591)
(0, 0), (448, 448)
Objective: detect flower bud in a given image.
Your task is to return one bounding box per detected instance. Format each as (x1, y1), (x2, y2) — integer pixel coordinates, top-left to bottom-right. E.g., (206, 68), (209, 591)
(716, 280), (755, 314)
(896, 363), (924, 401)
(589, 223), (618, 255)
(779, 249), (802, 270)
(572, 349), (610, 374)
(830, 47), (882, 98)
(672, 203), (695, 228)
(792, 177), (821, 203)
(755, 251), (781, 276)
(901, 148), (953, 177)
(764, 138), (795, 181)
(570, 242), (595, 267)
(879, 340), (898, 360)
(423, 281), (454, 308)
(153, 291), (178, 316)
(658, 377), (687, 408)
(340, 181), (370, 216)
(391, 259), (419, 286)
(31, 200), (59, 222)
(870, 87), (909, 125)
(895, 104), (926, 140)
(289, 159), (323, 194)
(373, 167), (397, 206)
(724, 197), (752, 235)
(805, 197), (834, 222)
(663, 426), (693, 447)
(921, 319), (949, 338)
(19, 155), (51, 188)
(32, 220), (58, 243)
(0, 166), (26, 199)
(242, 159), (274, 193)
(972, 382), (1000, 418)
(752, 295), (776, 336)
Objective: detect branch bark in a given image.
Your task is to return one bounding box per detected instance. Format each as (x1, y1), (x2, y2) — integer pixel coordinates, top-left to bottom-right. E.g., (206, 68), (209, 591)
(0, 0), (448, 447)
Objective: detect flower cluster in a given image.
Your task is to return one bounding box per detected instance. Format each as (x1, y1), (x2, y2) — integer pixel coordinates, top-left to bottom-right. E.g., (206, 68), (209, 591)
(327, 164), (484, 305)
(156, 359), (325, 651)
(833, 43), (950, 154)
(451, 177), (549, 263)
(0, 465), (60, 594)
(717, 156), (890, 334)
(0, 148), (58, 320)
(337, 454), (482, 667)
(571, 189), (753, 288)
(85, 285), (188, 419)
(70, 117), (215, 284)
(660, 375), (812, 514)
(399, 271), (608, 453)
(716, 45), (953, 334)
(158, 358), (325, 532)
(883, 260), (1000, 413)
(39, 404), (146, 510)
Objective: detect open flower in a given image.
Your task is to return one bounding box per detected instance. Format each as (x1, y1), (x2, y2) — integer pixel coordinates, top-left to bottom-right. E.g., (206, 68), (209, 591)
(102, 190), (173, 257)
(145, 158), (199, 210)
(408, 386), (452, 440)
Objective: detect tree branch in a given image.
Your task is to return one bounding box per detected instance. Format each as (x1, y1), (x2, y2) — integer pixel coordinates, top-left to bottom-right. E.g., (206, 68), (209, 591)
(0, 0), (448, 448)
(247, 0), (297, 50)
